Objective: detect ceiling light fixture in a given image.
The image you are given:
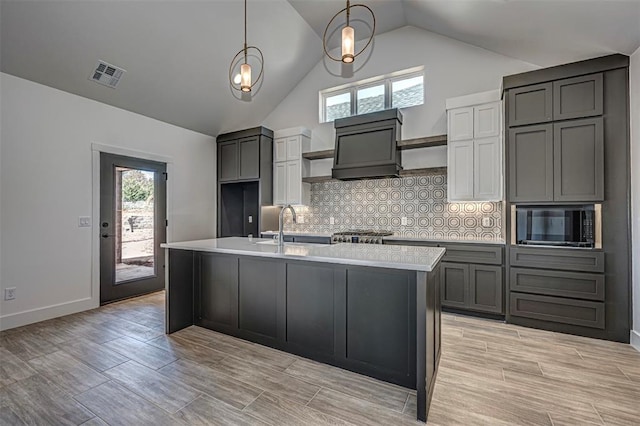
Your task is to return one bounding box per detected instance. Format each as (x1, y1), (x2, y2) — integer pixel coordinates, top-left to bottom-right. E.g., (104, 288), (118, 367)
(229, 0), (263, 94)
(322, 0), (376, 64)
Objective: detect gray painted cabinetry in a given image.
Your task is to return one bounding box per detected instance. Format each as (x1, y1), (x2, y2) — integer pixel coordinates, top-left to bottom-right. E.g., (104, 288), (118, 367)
(503, 54), (631, 342)
(508, 81), (604, 203)
(385, 240), (504, 315)
(216, 127), (275, 237)
(167, 249), (441, 422)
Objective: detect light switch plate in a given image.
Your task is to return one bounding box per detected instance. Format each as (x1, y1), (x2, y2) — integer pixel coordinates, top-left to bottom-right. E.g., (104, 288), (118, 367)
(298, 215), (305, 224)
(78, 216), (91, 227)
(401, 217), (408, 226)
(329, 217), (335, 225)
(482, 217), (491, 227)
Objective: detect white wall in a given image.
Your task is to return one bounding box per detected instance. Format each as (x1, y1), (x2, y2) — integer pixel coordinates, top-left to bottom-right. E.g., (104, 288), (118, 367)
(263, 26), (538, 176)
(631, 47), (640, 351)
(0, 73), (216, 330)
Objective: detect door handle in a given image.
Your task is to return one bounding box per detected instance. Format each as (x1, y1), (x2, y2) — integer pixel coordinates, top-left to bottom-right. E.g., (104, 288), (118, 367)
(101, 234), (116, 239)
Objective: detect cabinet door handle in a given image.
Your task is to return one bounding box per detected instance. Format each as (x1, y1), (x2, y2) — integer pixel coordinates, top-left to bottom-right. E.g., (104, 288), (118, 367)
(101, 234), (116, 239)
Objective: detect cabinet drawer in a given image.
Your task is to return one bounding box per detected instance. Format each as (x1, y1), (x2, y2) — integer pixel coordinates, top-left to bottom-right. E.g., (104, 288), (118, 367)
(509, 247), (604, 273)
(510, 268), (604, 301)
(510, 293), (604, 329)
(440, 244), (503, 265)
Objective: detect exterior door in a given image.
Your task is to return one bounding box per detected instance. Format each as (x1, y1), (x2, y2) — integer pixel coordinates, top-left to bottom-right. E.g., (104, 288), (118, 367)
(100, 153), (167, 304)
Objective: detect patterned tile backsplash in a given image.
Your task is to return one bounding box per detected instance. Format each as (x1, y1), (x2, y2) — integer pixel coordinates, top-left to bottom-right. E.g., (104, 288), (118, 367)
(283, 174), (503, 241)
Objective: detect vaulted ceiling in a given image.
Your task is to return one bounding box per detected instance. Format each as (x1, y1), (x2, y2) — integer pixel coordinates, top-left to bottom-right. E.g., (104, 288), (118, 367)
(2, 0), (639, 137)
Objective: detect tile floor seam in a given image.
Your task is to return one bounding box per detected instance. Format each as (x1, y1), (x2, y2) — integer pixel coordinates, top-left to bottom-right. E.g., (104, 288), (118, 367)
(241, 389), (265, 412)
(305, 386), (323, 407)
(401, 392), (410, 413)
(590, 402), (606, 425)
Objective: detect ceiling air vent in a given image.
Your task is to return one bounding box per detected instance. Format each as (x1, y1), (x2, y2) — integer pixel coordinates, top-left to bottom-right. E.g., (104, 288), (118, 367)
(89, 60), (125, 89)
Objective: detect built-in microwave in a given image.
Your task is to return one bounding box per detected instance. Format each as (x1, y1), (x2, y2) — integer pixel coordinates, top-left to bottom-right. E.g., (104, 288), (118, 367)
(511, 204), (601, 249)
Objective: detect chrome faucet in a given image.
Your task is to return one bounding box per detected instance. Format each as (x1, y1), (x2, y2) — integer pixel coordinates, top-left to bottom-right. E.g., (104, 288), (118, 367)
(278, 204), (297, 248)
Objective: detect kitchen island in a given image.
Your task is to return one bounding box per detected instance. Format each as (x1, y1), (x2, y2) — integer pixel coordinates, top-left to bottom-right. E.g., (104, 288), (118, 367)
(162, 237), (445, 422)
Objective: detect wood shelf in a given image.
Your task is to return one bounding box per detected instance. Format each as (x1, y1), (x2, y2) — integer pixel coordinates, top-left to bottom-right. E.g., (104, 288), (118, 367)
(398, 135), (447, 150)
(301, 149), (334, 160)
(301, 134), (447, 160)
(302, 166), (447, 184)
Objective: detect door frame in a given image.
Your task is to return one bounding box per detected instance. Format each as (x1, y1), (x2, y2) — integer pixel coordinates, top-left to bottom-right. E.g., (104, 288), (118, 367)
(91, 143), (173, 309)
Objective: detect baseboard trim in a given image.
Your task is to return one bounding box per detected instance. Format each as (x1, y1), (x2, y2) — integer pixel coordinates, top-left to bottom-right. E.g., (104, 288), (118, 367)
(0, 297), (97, 331)
(631, 330), (640, 353)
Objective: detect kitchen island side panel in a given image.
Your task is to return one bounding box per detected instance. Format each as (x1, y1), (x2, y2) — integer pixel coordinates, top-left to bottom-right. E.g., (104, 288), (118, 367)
(166, 249), (195, 333)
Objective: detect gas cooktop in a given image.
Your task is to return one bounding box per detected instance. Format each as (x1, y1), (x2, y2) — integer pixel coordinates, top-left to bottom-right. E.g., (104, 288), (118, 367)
(332, 230), (393, 244)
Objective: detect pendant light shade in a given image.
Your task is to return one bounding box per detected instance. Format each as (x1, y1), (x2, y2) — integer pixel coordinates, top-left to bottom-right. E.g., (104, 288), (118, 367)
(240, 63), (252, 92)
(323, 0), (375, 64)
(341, 26), (355, 63)
(229, 0), (264, 94)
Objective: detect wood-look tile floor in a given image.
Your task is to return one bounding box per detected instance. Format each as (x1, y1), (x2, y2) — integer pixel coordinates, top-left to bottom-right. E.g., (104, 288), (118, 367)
(1, 291), (639, 425)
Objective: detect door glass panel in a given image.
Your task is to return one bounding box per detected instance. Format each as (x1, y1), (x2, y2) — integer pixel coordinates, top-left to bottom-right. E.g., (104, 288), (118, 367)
(357, 84), (385, 114)
(115, 167), (155, 283)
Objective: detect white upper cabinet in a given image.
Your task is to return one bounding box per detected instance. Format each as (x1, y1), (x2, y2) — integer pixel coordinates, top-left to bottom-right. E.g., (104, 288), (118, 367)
(474, 102), (500, 138)
(448, 107), (474, 141)
(273, 127), (311, 206)
(448, 140), (475, 200)
(446, 90), (503, 202)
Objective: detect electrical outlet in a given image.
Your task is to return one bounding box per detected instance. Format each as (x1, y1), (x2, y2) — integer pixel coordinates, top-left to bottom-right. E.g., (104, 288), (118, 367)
(401, 217), (408, 226)
(4, 287), (16, 301)
(482, 217), (491, 227)
(298, 215), (305, 224)
(248, 215), (253, 223)
(78, 216), (91, 228)
(329, 217), (335, 225)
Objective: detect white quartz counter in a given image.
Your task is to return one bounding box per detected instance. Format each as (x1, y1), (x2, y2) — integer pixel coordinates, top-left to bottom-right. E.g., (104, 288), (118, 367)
(162, 237), (445, 272)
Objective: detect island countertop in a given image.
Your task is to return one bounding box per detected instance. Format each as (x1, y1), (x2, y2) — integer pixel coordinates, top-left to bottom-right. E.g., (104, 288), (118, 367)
(162, 237), (445, 272)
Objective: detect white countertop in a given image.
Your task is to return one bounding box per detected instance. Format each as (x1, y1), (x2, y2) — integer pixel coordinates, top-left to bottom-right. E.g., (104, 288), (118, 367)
(162, 237), (445, 272)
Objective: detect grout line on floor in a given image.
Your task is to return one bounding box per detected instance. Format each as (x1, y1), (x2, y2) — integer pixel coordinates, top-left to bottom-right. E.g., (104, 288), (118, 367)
(590, 402), (606, 425)
(547, 412), (555, 426)
(616, 365), (633, 382)
(241, 390), (265, 412)
(305, 386), (323, 407)
(401, 392), (410, 413)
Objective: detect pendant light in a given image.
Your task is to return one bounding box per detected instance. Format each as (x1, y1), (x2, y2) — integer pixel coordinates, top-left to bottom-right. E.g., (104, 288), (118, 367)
(229, 0), (263, 94)
(323, 0), (376, 64)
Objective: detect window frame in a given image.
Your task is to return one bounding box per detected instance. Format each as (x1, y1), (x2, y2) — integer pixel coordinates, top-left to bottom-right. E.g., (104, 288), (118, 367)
(319, 67), (424, 123)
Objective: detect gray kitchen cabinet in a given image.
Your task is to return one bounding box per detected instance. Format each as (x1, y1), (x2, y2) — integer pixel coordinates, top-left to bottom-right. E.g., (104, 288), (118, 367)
(510, 293), (605, 329)
(468, 265), (503, 314)
(553, 73), (603, 121)
(508, 124), (553, 202)
(553, 117), (604, 201)
(440, 262), (468, 309)
(217, 127), (274, 237)
(510, 267), (605, 301)
(384, 240), (505, 315)
(217, 136), (260, 182)
(199, 253), (239, 328)
(238, 136), (260, 180)
(218, 141), (239, 182)
(507, 82), (553, 126)
(440, 261), (503, 314)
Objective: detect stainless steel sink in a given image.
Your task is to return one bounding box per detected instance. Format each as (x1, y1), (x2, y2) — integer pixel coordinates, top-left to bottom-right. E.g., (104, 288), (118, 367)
(255, 240), (331, 248)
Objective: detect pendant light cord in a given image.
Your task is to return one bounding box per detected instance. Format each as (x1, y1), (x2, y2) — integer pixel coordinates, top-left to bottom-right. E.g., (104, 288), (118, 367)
(244, 0), (248, 62)
(346, 0), (350, 26)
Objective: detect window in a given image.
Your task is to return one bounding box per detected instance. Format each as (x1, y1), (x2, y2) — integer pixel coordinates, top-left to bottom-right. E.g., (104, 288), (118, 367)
(320, 68), (424, 123)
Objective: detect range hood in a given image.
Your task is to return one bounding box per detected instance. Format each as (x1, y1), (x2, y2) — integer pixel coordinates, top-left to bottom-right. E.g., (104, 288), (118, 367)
(331, 109), (403, 180)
